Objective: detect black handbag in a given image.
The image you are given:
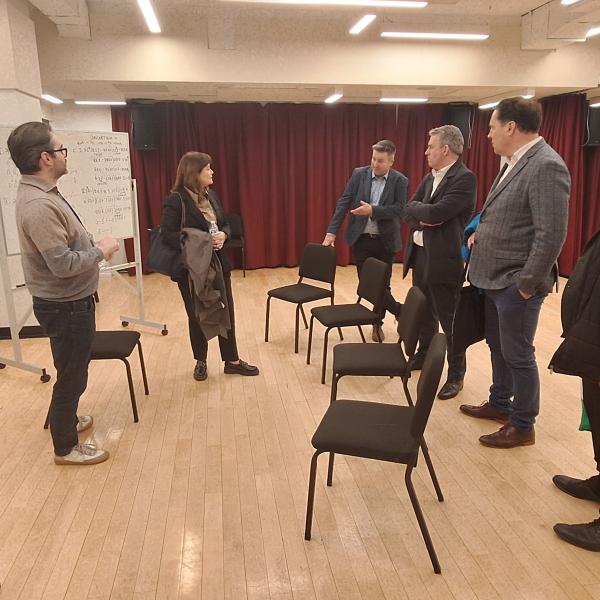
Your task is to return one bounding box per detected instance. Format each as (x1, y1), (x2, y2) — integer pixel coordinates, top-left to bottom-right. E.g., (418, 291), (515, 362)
(145, 193), (185, 278)
(452, 255), (485, 353)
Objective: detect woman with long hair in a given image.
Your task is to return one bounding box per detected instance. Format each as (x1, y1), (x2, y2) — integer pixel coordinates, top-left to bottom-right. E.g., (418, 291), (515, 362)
(161, 151), (258, 380)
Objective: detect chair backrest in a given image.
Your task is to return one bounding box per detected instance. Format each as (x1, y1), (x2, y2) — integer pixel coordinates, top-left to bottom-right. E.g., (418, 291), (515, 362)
(298, 243), (337, 284)
(356, 257), (389, 311)
(225, 213), (244, 239)
(410, 333), (446, 441)
(397, 287), (428, 358)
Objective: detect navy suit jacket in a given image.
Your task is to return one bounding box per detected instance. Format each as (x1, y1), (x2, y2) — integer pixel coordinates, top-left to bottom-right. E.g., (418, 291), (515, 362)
(403, 161), (476, 285)
(326, 165), (407, 253)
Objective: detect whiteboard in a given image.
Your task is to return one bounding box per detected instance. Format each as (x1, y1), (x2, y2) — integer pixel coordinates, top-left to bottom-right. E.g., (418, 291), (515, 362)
(0, 126), (133, 256)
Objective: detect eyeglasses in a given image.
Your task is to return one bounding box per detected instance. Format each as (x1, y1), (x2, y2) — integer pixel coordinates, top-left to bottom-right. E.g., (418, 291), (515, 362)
(47, 147), (68, 158)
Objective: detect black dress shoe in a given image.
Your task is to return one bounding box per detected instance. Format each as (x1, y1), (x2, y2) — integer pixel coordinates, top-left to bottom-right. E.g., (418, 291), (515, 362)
(553, 475), (600, 504)
(554, 516), (600, 551)
(437, 380), (464, 400)
(193, 360), (208, 381)
(409, 353), (427, 371)
(224, 359), (259, 376)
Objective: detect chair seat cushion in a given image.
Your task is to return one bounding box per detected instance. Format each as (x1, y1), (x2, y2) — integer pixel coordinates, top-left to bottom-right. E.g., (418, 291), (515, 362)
(311, 303), (377, 327)
(91, 330), (140, 359)
(268, 283), (332, 304)
(312, 400), (418, 463)
(333, 343), (408, 376)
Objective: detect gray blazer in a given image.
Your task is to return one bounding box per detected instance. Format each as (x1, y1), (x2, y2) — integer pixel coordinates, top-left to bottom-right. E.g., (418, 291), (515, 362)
(469, 139), (570, 295)
(326, 165), (408, 253)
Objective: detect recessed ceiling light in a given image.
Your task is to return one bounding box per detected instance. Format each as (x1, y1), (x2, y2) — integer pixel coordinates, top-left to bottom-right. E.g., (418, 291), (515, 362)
(522, 95), (534, 100)
(479, 101), (499, 109)
(222, 0), (426, 6)
(136, 0), (161, 33)
(590, 102), (600, 108)
(75, 101), (127, 106)
(350, 14), (376, 35)
(41, 94), (63, 105)
(561, 0), (583, 5)
(381, 31), (489, 41)
(325, 92), (343, 104)
(586, 25), (600, 38)
(379, 97), (428, 103)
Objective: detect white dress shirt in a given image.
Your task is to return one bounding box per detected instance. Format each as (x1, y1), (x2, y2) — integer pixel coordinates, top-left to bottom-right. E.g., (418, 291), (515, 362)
(498, 136), (542, 184)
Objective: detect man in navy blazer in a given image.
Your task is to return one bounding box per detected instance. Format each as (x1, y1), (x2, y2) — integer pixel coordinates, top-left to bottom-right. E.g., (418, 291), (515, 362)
(322, 140), (407, 342)
(460, 97), (570, 448)
(403, 125), (476, 400)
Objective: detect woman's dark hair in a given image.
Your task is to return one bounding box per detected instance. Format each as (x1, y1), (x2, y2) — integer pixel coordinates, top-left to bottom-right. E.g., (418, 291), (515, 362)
(495, 97), (543, 134)
(6, 121), (54, 174)
(171, 151), (212, 192)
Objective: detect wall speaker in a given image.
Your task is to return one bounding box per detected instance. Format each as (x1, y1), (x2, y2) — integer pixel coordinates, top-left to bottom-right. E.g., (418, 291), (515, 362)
(131, 104), (159, 150)
(445, 103), (474, 149)
(585, 107), (600, 146)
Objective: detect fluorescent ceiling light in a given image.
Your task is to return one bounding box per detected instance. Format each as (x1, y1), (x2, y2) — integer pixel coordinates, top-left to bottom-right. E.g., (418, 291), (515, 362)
(41, 94), (63, 105)
(522, 94), (534, 99)
(381, 31), (489, 41)
(561, 0), (583, 5)
(325, 93), (343, 103)
(75, 101), (127, 106)
(479, 101), (499, 109)
(223, 0), (426, 6)
(586, 26), (600, 38)
(350, 14), (376, 34)
(380, 97), (428, 103)
(590, 102), (600, 108)
(136, 0), (161, 33)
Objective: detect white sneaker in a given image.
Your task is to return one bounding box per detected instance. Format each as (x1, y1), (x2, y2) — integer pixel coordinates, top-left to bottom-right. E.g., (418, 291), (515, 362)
(54, 443), (109, 465)
(76, 415), (93, 434)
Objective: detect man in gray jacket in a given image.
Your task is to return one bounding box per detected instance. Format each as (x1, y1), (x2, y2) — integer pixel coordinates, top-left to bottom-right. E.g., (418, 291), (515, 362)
(459, 98), (570, 448)
(322, 140), (407, 342)
(8, 121), (119, 465)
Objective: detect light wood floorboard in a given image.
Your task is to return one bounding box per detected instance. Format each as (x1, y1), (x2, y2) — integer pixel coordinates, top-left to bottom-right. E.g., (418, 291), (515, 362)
(0, 265), (597, 599)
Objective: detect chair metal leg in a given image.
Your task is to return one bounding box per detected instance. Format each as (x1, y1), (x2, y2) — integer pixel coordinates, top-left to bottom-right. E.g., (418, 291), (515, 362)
(299, 305), (309, 329)
(321, 328), (331, 384)
(327, 452), (335, 486)
(43, 406), (50, 429)
(294, 304), (301, 354)
(305, 450), (322, 540)
(307, 316), (315, 364)
(330, 373), (342, 404)
(242, 247), (246, 278)
(121, 358), (139, 423)
(137, 341), (149, 396)
(402, 376), (414, 406)
(265, 296), (272, 342)
(420, 439), (444, 502)
(330, 298), (343, 340)
(358, 326), (366, 343)
(405, 464), (441, 574)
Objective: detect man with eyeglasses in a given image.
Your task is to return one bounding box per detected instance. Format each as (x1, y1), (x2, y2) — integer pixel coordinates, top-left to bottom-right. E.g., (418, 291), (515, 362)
(7, 121), (119, 465)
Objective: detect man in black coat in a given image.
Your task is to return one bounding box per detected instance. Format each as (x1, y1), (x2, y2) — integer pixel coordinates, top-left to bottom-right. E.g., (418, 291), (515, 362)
(322, 140), (407, 342)
(549, 228), (600, 551)
(403, 125), (476, 399)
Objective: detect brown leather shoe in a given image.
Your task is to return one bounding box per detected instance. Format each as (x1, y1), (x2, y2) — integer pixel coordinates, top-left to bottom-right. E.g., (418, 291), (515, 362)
(479, 424), (535, 448)
(372, 325), (385, 343)
(459, 401), (509, 423)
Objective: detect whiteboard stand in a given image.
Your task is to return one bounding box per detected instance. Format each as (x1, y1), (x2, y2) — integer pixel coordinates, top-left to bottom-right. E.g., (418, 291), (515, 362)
(105, 180), (168, 336)
(0, 212), (50, 382)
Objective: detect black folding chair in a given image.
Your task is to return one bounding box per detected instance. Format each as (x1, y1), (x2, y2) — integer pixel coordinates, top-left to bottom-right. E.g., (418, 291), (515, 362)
(265, 243), (337, 353)
(304, 333), (447, 574)
(307, 257), (389, 384)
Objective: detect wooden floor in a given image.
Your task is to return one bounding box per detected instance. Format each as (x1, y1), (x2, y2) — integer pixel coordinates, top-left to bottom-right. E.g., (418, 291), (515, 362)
(0, 265), (598, 600)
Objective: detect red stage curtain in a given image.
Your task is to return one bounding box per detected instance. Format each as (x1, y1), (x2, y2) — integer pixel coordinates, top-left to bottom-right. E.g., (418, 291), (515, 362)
(113, 96), (591, 275)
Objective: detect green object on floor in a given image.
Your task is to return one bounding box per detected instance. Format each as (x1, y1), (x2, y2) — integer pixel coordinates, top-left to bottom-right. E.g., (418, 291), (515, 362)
(580, 401), (591, 432)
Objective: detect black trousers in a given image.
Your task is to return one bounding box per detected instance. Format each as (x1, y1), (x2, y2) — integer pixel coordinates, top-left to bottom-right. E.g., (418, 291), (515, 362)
(352, 234), (402, 323)
(177, 270), (239, 363)
(411, 245), (466, 381)
(583, 378), (600, 473)
(33, 295), (96, 456)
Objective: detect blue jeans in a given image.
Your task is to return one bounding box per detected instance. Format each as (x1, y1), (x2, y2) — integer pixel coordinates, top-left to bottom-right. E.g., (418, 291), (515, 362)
(33, 295), (96, 455)
(484, 285), (546, 430)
